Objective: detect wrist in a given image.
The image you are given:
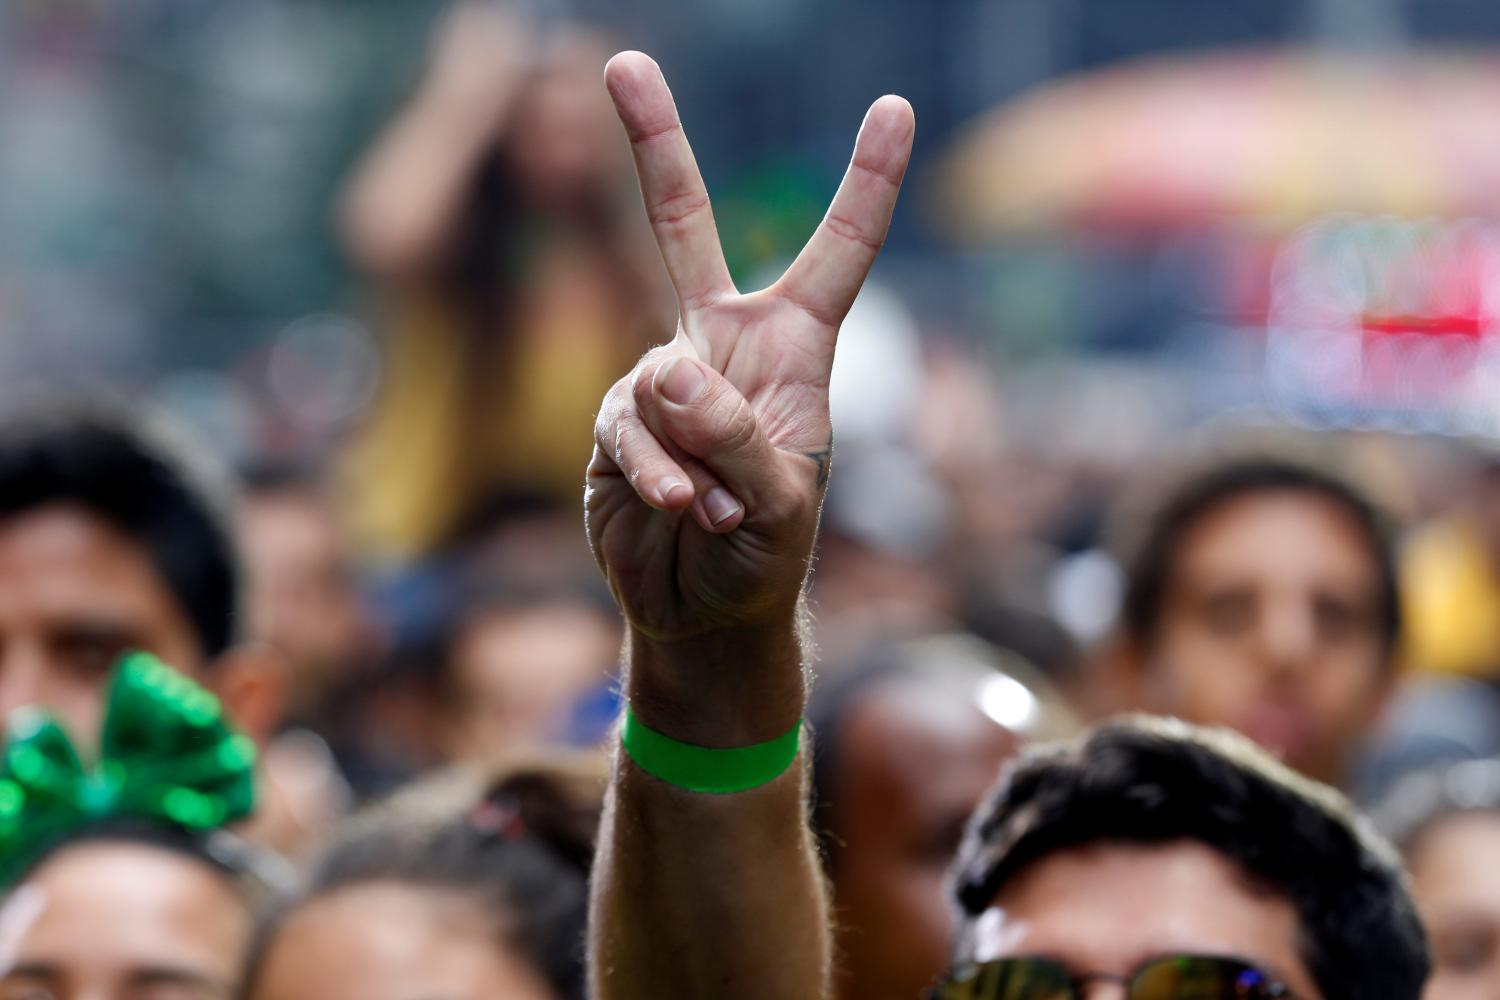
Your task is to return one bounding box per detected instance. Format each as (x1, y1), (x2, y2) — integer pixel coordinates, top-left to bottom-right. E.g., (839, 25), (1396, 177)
(625, 621), (806, 748)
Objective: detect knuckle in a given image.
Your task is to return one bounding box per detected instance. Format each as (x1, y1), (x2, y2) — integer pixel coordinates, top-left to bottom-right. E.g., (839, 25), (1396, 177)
(822, 211), (883, 252)
(648, 190), (710, 229)
(709, 393), (759, 454)
(592, 409), (615, 447)
(595, 377), (637, 440)
(613, 413), (644, 465)
(607, 371), (637, 407)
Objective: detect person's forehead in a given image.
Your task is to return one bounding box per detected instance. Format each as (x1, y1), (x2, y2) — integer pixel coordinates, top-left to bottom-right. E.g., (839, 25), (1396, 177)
(1170, 490), (1379, 586)
(2, 841), (247, 978)
(1410, 811), (1500, 911)
(840, 683), (1014, 839)
(241, 493), (337, 553)
(278, 882), (485, 961)
(465, 600), (616, 640)
(966, 841), (1312, 991)
(259, 882), (554, 1000)
(0, 504), (144, 557)
(842, 682), (1016, 809)
(455, 602), (617, 674)
(0, 505), (196, 637)
(0, 505), (172, 603)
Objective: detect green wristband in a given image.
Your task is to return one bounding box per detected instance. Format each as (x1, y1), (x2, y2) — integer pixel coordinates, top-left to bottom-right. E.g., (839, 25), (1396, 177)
(620, 705), (803, 794)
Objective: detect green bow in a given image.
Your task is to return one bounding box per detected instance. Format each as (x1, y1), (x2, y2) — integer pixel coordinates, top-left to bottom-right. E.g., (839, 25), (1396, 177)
(0, 652), (256, 884)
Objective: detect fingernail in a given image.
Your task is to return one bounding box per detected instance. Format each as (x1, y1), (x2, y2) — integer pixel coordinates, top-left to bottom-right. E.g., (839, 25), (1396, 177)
(658, 357), (705, 405)
(660, 478), (689, 506)
(704, 487), (741, 526)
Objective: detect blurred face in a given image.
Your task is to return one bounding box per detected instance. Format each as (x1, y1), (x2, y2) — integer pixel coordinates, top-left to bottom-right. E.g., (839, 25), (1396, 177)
(506, 33), (625, 206)
(1409, 812), (1500, 1000)
(1141, 491), (1390, 785)
(444, 602), (617, 761)
(966, 841), (1322, 999)
(239, 490), (364, 715)
(830, 676), (1019, 1000)
(249, 882), (554, 1000)
(1473, 469), (1500, 565)
(0, 841), (249, 1000)
(0, 506), (202, 743)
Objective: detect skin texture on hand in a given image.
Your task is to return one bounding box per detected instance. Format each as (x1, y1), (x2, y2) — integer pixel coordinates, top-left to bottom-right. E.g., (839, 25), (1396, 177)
(585, 51), (913, 1000)
(585, 51), (914, 704)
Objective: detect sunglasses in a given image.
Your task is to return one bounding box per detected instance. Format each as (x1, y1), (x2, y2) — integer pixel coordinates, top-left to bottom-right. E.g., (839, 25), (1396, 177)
(931, 955), (1299, 999)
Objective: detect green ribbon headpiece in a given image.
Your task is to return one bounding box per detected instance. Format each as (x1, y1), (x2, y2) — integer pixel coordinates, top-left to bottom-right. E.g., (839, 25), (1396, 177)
(0, 652), (256, 884)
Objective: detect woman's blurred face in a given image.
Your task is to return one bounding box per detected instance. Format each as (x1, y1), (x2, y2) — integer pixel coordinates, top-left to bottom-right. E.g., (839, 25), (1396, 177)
(506, 32), (625, 207)
(1410, 813), (1500, 1000)
(248, 882), (555, 1000)
(0, 841), (249, 1000)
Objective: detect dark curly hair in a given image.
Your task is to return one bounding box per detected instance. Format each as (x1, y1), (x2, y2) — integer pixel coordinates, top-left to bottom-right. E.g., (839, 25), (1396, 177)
(952, 716), (1429, 1000)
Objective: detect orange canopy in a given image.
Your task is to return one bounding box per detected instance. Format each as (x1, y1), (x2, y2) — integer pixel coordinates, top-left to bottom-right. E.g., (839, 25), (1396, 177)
(937, 50), (1500, 236)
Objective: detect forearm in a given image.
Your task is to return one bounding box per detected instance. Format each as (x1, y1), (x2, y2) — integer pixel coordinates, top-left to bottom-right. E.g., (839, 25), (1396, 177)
(589, 625), (831, 1000)
(340, 91), (511, 278)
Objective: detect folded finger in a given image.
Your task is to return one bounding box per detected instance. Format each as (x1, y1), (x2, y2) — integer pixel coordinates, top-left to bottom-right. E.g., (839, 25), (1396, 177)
(593, 384), (695, 511)
(644, 356), (780, 513)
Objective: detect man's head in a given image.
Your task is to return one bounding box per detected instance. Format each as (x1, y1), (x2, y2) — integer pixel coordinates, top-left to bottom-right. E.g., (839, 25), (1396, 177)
(1116, 457), (1400, 784)
(1376, 758), (1500, 1000)
(948, 716), (1429, 1000)
(0, 400), (279, 744)
(809, 635), (1076, 1000)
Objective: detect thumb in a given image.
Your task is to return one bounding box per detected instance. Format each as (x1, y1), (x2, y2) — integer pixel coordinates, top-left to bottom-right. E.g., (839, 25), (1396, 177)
(648, 356), (782, 515)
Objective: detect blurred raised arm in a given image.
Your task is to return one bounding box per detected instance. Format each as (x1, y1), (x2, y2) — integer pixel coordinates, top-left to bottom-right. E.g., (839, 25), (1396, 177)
(340, 2), (532, 279)
(585, 51), (913, 1000)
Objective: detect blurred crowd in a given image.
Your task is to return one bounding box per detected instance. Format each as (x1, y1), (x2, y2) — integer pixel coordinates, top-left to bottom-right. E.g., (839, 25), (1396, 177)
(11, 1), (1500, 999)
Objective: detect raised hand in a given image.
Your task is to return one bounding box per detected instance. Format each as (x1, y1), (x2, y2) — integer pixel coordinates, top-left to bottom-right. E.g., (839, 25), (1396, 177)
(586, 52), (914, 651)
(423, 1), (536, 128)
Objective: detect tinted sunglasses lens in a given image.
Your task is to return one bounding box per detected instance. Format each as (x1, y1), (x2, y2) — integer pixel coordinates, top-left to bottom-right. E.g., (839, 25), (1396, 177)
(1132, 956), (1282, 999)
(935, 958), (1074, 1000)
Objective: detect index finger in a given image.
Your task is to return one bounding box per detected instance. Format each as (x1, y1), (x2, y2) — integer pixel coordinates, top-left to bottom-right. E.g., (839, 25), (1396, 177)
(605, 52), (736, 313)
(775, 95), (915, 329)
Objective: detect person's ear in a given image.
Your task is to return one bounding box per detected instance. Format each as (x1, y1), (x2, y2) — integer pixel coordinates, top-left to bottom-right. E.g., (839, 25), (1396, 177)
(208, 642), (287, 745)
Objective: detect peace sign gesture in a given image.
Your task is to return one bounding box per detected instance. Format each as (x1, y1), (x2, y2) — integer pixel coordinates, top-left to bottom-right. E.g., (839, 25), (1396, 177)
(586, 52), (914, 653)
